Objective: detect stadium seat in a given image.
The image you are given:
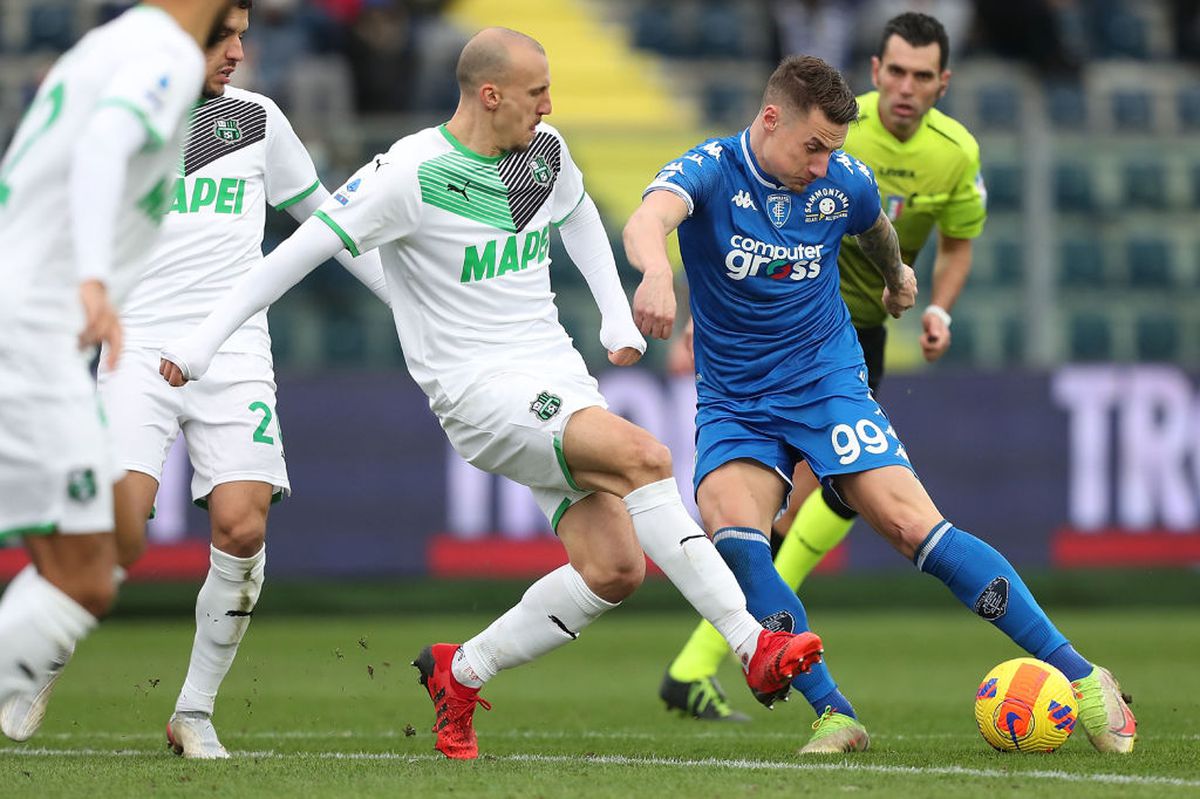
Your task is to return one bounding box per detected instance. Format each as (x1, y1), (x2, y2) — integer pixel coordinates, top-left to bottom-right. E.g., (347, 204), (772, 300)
(1178, 86), (1200, 130)
(26, 4), (76, 52)
(702, 82), (744, 126)
(990, 240), (1023, 287)
(630, 3), (682, 57)
(1122, 161), (1168, 209)
(1112, 90), (1154, 130)
(1046, 82), (1087, 129)
(1001, 315), (1024, 364)
(1125, 238), (1174, 288)
(1059, 238), (1107, 287)
(1135, 313), (1180, 361)
(321, 314), (368, 366)
(939, 316), (974, 364)
(983, 163), (1021, 211)
(977, 86), (1020, 130)
(1068, 313), (1113, 361)
(1054, 162), (1095, 211)
(695, 4), (747, 59)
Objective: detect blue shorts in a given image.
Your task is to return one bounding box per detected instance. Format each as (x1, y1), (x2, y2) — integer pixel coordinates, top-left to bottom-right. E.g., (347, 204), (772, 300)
(693, 363), (914, 498)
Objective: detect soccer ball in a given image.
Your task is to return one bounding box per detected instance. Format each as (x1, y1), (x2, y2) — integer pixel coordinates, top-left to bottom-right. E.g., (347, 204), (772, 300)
(974, 658), (1077, 752)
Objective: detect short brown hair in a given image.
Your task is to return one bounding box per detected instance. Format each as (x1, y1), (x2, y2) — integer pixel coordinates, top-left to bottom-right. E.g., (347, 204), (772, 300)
(763, 55), (858, 125)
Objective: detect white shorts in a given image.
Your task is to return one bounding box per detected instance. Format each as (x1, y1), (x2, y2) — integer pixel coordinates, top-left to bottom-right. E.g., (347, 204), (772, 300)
(0, 331), (115, 538)
(97, 348), (289, 506)
(437, 365), (606, 530)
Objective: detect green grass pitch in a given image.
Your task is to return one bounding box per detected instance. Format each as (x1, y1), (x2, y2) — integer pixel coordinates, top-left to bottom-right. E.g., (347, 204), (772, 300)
(0, 585), (1198, 797)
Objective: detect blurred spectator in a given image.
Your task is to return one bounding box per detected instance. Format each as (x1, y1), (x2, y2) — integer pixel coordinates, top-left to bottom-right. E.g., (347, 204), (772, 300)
(973, 0), (1084, 75)
(856, 0), (972, 57)
(1172, 0), (1200, 60)
(770, 0), (866, 71)
(346, 0), (416, 111)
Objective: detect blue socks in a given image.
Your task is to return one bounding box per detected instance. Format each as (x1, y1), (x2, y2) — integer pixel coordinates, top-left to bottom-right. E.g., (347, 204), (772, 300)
(714, 527), (857, 718)
(914, 522), (1092, 682)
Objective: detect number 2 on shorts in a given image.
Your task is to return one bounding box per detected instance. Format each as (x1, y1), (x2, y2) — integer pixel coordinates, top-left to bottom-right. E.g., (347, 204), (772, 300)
(830, 419), (888, 465)
(248, 401), (275, 445)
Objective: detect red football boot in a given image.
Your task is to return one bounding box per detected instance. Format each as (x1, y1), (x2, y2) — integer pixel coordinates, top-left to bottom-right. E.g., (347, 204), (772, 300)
(745, 629), (824, 708)
(413, 644), (492, 759)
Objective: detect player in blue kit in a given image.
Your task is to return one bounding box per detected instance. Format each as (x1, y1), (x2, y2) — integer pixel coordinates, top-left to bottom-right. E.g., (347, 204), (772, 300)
(623, 55), (1137, 754)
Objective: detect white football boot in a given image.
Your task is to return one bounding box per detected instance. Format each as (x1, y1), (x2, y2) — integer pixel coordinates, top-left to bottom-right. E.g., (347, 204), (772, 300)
(166, 711), (231, 759)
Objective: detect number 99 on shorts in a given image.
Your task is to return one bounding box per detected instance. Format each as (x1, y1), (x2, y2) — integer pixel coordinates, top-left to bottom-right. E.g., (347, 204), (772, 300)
(830, 418), (896, 466)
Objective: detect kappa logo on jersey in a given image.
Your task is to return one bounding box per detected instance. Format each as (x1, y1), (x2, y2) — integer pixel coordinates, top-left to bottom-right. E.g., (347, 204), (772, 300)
(461, 225), (551, 283)
(804, 187), (850, 223)
(66, 468), (97, 503)
(765, 193), (791, 228)
(731, 190), (757, 210)
(528, 156), (552, 186)
(724, 235), (823, 282)
(529, 391), (562, 421)
(213, 118), (241, 143)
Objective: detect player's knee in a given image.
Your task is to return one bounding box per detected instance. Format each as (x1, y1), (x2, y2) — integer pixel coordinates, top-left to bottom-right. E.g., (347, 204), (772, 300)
(115, 532), (146, 570)
(582, 555), (645, 603)
(211, 514), (266, 558)
(872, 509), (933, 560)
(620, 431), (673, 488)
(63, 568), (118, 619)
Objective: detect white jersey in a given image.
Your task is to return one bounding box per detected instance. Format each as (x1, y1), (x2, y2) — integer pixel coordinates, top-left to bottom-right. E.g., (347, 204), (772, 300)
(313, 122), (587, 408)
(121, 86), (320, 355)
(0, 6), (203, 334)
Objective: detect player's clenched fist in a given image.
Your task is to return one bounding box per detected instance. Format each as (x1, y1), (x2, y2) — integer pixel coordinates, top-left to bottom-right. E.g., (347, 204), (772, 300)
(882, 263), (917, 319)
(633, 268), (676, 340)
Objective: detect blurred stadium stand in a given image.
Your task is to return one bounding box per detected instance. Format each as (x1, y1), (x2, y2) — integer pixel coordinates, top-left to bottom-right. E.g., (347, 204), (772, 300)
(1, 0), (1197, 370)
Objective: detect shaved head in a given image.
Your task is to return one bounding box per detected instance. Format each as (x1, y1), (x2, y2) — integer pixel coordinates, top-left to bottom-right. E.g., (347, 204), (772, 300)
(456, 27), (545, 93)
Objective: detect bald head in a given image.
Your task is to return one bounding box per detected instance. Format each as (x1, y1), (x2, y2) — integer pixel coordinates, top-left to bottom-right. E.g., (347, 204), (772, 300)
(456, 27), (546, 93)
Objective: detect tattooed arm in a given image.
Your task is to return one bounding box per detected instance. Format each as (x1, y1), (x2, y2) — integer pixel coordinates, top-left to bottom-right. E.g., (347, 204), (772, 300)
(855, 209), (916, 319)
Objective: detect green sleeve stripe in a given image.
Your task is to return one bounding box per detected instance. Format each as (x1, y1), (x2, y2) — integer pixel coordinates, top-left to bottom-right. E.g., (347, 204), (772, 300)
(0, 522), (57, 542)
(553, 435), (582, 491)
(274, 179), (321, 211)
(313, 209), (361, 258)
(95, 98), (164, 149)
(551, 190), (587, 227)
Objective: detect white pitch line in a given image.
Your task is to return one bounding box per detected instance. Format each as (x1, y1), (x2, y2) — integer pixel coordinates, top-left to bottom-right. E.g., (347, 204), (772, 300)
(26, 728), (966, 743)
(2, 747), (1198, 789)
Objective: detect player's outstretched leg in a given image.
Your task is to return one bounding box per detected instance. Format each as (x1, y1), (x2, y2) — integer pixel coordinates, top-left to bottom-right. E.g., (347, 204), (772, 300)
(412, 560), (621, 759)
(913, 521), (1136, 753)
(168, 543), (266, 759)
(844, 464), (1135, 754)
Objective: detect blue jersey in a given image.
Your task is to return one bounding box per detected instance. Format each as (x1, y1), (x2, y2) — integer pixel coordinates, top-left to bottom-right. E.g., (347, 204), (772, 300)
(646, 129), (880, 400)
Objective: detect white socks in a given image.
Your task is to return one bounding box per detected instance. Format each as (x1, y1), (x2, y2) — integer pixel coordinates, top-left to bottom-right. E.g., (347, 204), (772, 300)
(623, 479), (761, 665)
(174, 544), (265, 716)
(0, 568), (96, 702)
(454, 564), (616, 688)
